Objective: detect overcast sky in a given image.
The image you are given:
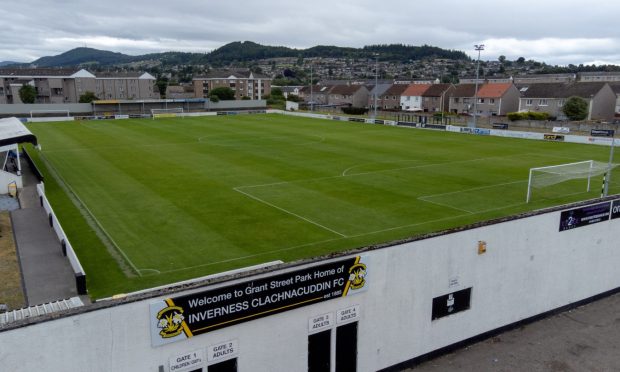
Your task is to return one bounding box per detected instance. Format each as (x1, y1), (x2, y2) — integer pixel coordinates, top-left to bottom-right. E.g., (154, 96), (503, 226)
(2, 0), (619, 66)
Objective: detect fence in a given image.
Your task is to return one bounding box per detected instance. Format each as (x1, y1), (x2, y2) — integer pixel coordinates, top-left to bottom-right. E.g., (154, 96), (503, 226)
(36, 183), (87, 295)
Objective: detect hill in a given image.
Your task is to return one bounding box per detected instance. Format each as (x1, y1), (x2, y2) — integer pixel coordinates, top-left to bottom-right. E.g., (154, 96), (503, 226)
(31, 47), (134, 67)
(27, 41), (470, 68)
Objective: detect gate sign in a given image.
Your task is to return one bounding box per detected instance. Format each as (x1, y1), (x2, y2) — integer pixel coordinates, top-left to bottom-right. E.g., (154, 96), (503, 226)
(432, 287), (472, 320)
(150, 256), (369, 346)
(559, 201), (611, 231)
(612, 199), (620, 220)
(591, 129), (615, 137)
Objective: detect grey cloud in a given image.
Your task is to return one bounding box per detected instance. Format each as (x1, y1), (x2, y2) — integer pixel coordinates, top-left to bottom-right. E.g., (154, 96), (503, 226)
(1, 0), (619, 65)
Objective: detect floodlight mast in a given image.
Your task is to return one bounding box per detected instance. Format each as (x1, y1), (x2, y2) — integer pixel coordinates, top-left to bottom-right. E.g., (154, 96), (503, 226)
(603, 131), (616, 197)
(373, 53), (379, 119)
(471, 44), (485, 128)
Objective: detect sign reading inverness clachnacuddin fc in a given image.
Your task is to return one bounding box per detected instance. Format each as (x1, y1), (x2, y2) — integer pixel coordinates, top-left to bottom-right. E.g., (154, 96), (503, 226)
(150, 256), (369, 346)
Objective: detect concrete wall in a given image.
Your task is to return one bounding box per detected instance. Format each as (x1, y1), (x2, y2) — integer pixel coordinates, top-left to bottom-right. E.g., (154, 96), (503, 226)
(207, 100), (266, 110)
(0, 103), (92, 116)
(1, 197), (619, 371)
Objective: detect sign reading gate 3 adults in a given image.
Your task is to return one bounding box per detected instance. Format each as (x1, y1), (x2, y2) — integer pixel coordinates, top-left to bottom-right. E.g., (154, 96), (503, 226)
(150, 256), (369, 346)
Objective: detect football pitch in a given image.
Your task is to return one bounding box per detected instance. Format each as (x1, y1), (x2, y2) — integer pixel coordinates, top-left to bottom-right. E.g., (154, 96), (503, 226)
(26, 114), (620, 298)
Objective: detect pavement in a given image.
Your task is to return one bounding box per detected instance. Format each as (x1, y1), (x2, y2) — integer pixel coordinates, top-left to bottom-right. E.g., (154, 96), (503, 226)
(10, 157), (77, 306)
(404, 291), (620, 371)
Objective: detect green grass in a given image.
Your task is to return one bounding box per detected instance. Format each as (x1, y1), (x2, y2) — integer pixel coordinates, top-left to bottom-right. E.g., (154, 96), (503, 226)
(25, 114), (620, 298)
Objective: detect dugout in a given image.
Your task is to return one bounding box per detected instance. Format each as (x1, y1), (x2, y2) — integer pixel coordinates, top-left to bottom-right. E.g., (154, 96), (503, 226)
(93, 98), (208, 117)
(1, 195), (620, 371)
(0, 117), (38, 194)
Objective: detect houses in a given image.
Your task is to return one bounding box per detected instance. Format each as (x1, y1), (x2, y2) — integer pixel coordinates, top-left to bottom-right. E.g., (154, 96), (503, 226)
(448, 84), (477, 114)
(474, 83), (520, 116)
(517, 82), (616, 120)
(379, 84), (409, 110)
(192, 69), (271, 100)
(0, 68), (158, 104)
(327, 85), (369, 107)
(421, 84), (454, 113)
(400, 84), (431, 111)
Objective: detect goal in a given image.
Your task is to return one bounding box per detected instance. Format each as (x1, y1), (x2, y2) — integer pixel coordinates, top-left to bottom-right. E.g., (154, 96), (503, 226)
(29, 109), (70, 119)
(151, 108), (184, 120)
(526, 160), (616, 202)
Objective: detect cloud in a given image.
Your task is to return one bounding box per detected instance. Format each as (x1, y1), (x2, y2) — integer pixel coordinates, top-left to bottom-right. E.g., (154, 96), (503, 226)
(0, 0), (619, 66)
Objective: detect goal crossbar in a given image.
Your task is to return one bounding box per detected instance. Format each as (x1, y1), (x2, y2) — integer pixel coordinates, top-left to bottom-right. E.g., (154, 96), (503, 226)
(151, 108), (184, 120)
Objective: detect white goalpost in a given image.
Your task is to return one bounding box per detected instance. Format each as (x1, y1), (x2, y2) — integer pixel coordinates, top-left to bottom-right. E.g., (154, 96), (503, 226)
(151, 108), (184, 120)
(526, 160), (617, 203)
(29, 109), (70, 119)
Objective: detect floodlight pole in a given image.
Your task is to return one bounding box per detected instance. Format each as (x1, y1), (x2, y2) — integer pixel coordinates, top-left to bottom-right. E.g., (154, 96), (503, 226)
(373, 54), (379, 119)
(603, 131), (616, 197)
(471, 44), (484, 128)
(310, 60), (314, 112)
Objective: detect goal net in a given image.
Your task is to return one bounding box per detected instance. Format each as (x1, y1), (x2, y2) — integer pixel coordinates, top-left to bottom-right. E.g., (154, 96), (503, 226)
(526, 160), (617, 202)
(151, 108), (184, 120)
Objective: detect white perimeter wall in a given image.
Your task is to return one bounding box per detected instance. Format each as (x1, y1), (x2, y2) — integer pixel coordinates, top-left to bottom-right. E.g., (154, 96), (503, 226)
(1, 201), (620, 371)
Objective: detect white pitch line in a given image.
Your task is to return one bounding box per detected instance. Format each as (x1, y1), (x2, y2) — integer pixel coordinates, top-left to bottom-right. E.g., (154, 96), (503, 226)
(236, 152), (533, 191)
(233, 187), (347, 238)
(153, 237), (343, 275)
(419, 179), (527, 200)
(418, 198), (474, 214)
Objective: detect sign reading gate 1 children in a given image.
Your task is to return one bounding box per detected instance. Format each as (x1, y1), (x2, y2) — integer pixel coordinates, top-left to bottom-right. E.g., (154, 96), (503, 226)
(150, 256), (369, 346)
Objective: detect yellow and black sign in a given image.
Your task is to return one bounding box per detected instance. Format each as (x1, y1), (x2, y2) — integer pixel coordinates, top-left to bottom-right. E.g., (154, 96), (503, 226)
(150, 256), (369, 346)
(544, 133), (565, 141)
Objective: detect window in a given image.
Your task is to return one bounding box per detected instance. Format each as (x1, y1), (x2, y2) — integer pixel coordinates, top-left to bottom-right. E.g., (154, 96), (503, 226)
(454, 98), (460, 103)
(490, 98), (495, 104)
(526, 99), (533, 106)
(539, 99), (548, 106)
(558, 99), (565, 107)
(478, 98), (484, 104)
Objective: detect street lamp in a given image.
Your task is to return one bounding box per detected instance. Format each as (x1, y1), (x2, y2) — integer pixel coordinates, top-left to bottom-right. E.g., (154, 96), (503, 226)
(471, 44), (484, 128)
(310, 60), (314, 112)
(373, 54), (379, 119)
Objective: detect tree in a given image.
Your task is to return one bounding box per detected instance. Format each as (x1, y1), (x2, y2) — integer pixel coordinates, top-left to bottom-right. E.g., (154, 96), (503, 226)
(562, 96), (589, 121)
(79, 91), (98, 103)
(270, 87), (283, 98)
(517, 57), (526, 64)
(155, 77), (168, 98)
(498, 55), (506, 64)
(209, 87), (235, 100)
(19, 84), (36, 104)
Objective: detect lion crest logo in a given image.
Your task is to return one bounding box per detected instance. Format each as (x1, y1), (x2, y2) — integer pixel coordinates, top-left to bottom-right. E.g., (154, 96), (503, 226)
(156, 305), (186, 338)
(348, 263), (367, 290)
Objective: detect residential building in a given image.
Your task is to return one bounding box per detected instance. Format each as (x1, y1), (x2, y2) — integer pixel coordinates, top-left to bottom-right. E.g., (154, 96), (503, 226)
(275, 86), (304, 99)
(609, 83), (620, 114)
(368, 84), (392, 111)
(459, 76), (512, 84)
(400, 84), (431, 111)
(92, 71), (158, 101)
(165, 84), (195, 100)
(298, 85), (333, 105)
(448, 84), (478, 114)
(421, 84), (455, 113)
(474, 83), (520, 116)
(577, 71), (620, 83)
(0, 68), (158, 104)
(379, 84), (409, 110)
(512, 73), (576, 84)
(517, 82), (616, 120)
(192, 69), (271, 100)
(327, 85), (370, 107)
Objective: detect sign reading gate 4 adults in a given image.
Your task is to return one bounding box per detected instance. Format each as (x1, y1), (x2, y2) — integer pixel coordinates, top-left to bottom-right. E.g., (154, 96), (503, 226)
(150, 256), (369, 346)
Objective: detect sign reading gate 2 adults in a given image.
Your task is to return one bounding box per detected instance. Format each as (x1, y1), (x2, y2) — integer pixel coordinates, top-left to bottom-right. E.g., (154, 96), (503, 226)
(559, 201), (612, 231)
(150, 256), (369, 346)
